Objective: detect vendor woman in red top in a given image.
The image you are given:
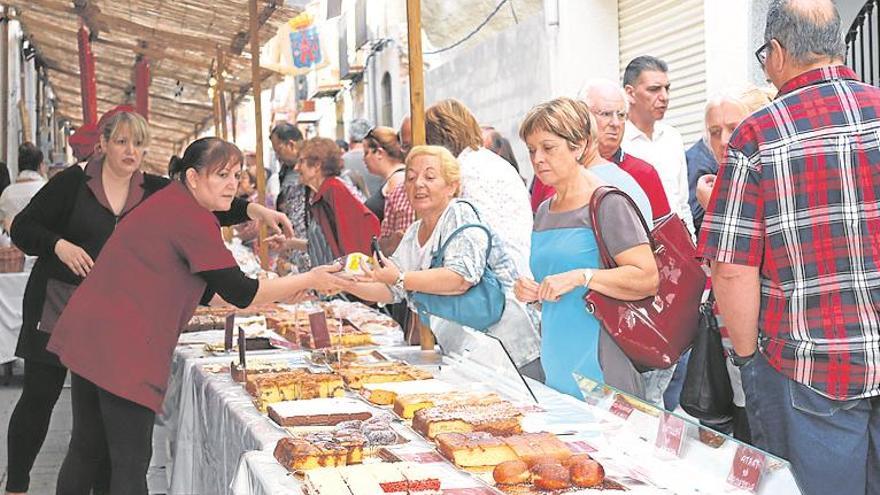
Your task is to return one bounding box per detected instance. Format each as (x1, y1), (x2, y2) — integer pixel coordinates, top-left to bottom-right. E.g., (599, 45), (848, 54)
(46, 138), (345, 495)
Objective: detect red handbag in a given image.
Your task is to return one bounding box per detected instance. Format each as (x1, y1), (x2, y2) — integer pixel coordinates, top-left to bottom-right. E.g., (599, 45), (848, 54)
(584, 186), (706, 370)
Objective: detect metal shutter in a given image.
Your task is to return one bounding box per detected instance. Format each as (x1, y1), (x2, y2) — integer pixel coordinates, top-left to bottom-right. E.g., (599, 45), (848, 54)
(618, 0), (706, 146)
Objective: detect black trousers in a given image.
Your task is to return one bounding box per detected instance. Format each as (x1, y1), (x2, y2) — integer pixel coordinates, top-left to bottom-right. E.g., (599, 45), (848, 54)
(5, 360), (110, 493)
(56, 374), (155, 495)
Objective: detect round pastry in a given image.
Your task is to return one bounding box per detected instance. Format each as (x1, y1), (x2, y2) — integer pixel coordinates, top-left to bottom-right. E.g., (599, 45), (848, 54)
(570, 458), (605, 488)
(493, 460), (531, 485)
(561, 453), (593, 467)
(530, 463), (571, 491)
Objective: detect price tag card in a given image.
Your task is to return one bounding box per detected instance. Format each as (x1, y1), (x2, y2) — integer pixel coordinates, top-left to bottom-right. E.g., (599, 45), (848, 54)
(308, 311), (332, 349)
(727, 444), (767, 493)
(237, 327), (246, 370)
(654, 412), (687, 457)
(609, 395), (635, 420)
(223, 312), (236, 351)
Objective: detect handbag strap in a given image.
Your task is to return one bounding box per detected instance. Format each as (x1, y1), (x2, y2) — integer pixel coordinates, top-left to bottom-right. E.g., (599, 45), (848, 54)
(588, 185), (655, 268)
(435, 223), (493, 264)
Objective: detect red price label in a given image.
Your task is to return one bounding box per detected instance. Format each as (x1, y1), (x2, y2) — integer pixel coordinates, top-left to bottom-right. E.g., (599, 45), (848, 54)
(308, 311), (332, 349)
(609, 396), (635, 420)
(727, 444), (766, 492)
(655, 412), (686, 457)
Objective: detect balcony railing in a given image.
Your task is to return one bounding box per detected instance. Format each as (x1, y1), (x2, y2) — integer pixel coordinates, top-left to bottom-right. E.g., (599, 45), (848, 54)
(846, 0), (879, 86)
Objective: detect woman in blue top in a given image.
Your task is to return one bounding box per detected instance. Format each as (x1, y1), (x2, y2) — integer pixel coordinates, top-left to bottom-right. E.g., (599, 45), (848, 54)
(514, 97), (659, 398)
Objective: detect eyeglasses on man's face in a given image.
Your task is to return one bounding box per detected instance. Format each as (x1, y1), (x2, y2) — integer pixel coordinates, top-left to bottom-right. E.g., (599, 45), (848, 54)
(592, 110), (627, 122)
(755, 39), (781, 68)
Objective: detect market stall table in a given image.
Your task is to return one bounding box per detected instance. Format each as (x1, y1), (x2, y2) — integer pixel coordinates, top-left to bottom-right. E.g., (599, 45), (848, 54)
(227, 346), (803, 495)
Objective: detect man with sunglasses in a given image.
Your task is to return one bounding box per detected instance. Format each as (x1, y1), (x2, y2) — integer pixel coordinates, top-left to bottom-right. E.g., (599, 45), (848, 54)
(698, 1), (880, 493)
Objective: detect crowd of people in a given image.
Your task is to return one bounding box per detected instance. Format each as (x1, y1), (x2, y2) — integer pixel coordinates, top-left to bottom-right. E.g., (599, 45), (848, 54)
(1, 0), (878, 494)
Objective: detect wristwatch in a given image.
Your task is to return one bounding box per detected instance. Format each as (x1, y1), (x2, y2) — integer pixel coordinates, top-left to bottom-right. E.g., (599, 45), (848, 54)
(582, 268), (595, 288)
(392, 271), (406, 292)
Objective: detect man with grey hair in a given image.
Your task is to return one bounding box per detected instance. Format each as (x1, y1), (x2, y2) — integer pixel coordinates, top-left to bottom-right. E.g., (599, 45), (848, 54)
(698, 1), (880, 492)
(342, 118), (381, 198)
(621, 56), (696, 237)
(581, 79), (671, 222)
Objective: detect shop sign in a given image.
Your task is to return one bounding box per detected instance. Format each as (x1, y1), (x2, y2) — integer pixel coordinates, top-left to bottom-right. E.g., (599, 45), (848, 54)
(290, 26), (323, 69)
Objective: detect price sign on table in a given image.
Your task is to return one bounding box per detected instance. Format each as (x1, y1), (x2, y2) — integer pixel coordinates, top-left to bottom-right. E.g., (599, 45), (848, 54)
(654, 412), (686, 457)
(727, 444), (766, 492)
(609, 395), (635, 420)
(308, 311), (332, 349)
(224, 312), (236, 351)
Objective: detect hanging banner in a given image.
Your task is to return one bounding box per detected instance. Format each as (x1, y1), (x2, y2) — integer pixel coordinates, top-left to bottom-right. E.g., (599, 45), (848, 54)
(263, 12), (329, 76)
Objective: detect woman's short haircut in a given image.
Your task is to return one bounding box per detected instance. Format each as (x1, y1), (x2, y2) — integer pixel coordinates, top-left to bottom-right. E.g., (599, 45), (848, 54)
(405, 145), (462, 197)
(518, 97), (596, 155)
(364, 126), (406, 162)
(100, 111), (151, 148)
(425, 99), (483, 157)
(168, 137), (244, 181)
(298, 137), (343, 177)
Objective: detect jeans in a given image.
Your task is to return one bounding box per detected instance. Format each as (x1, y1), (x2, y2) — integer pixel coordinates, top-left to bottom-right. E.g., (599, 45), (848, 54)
(740, 351), (880, 495)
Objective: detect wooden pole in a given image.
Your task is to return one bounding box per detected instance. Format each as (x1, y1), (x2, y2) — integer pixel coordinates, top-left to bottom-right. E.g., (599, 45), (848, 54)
(212, 78), (221, 137)
(406, 0), (426, 147)
(1, 8), (8, 163)
(406, 0), (434, 351)
(217, 47), (228, 140)
(249, 0), (268, 269)
(230, 90), (238, 144)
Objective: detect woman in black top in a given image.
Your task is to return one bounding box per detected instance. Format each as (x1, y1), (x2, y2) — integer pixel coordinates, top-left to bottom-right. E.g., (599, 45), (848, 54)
(362, 126), (407, 221)
(4, 109), (292, 495)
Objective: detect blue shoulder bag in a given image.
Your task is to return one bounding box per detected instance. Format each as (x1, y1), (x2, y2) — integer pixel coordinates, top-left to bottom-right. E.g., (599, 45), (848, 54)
(410, 204), (506, 331)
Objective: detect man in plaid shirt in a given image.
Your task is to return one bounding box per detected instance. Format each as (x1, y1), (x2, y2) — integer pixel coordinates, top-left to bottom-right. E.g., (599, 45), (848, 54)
(698, 1), (880, 493)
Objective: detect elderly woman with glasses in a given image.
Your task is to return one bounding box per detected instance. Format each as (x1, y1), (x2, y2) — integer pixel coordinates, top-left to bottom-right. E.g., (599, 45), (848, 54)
(295, 137), (380, 266)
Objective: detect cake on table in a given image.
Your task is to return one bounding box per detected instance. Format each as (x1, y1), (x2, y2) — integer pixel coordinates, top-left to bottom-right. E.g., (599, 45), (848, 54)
(435, 431), (519, 468)
(411, 400), (523, 439)
(244, 370), (344, 411)
(361, 379), (455, 406)
(393, 391), (503, 419)
(304, 462), (442, 495)
(267, 398), (373, 427)
(336, 363), (434, 389)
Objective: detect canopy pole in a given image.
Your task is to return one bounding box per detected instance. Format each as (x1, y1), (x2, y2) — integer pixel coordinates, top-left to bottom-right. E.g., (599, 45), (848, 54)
(249, 0), (268, 269)
(406, 0), (434, 351)
(135, 56), (150, 120)
(217, 48), (228, 140)
(77, 22), (98, 126)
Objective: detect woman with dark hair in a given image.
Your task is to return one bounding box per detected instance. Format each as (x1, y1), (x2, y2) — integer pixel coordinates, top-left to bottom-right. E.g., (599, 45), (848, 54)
(485, 130), (520, 173)
(295, 137), (380, 266)
(46, 137), (344, 495)
(4, 109), (290, 495)
(362, 126), (408, 221)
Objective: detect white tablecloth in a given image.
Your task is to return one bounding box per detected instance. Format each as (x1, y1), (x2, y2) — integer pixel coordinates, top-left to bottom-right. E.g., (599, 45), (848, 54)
(161, 336), (305, 495)
(0, 271), (29, 364)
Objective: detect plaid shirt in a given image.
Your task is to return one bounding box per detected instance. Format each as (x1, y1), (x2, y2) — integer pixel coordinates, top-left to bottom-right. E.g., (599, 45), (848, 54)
(380, 183), (415, 239)
(697, 66), (880, 400)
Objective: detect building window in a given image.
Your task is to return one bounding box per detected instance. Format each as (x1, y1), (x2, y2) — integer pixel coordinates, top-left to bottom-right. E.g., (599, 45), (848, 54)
(380, 72), (393, 127)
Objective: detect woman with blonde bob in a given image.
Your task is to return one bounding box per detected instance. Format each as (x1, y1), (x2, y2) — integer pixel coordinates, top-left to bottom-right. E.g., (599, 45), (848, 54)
(515, 97), (659, 398)
(338, 145), (542, 377)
